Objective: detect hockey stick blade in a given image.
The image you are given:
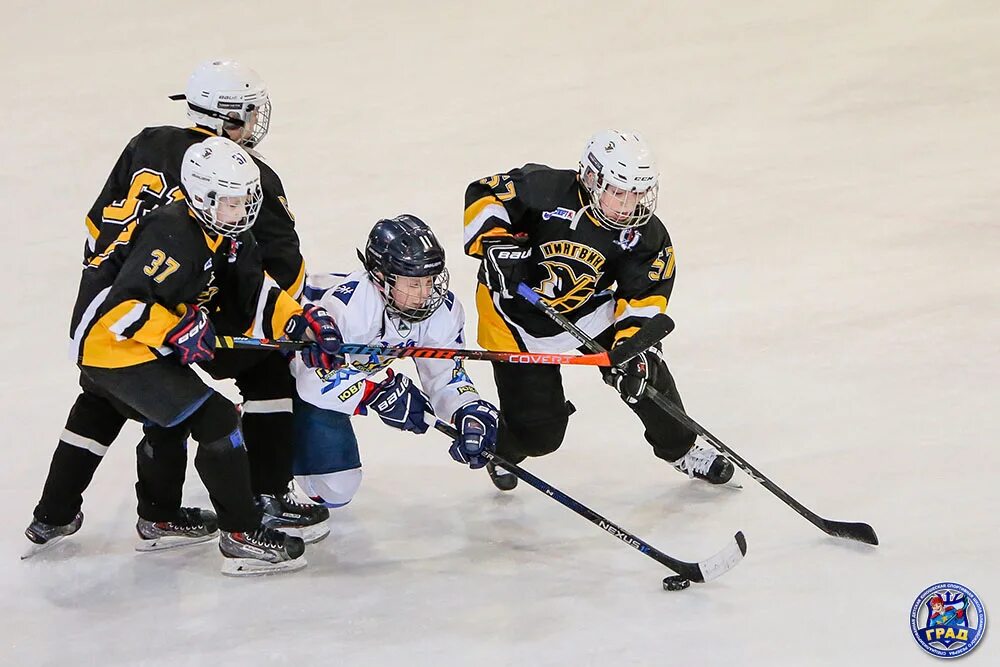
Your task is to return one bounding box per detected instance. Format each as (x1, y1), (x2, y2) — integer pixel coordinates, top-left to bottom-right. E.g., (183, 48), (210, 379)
(215, 336), (612, 366)
(818, 520), (879, 545)
(607, 315), (675, 365)
(697, 531), (748, 582)
(433, 419), (746, 583)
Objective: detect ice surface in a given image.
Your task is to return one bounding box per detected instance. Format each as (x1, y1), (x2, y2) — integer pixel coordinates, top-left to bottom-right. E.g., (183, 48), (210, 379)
(1, 1), (997, 665)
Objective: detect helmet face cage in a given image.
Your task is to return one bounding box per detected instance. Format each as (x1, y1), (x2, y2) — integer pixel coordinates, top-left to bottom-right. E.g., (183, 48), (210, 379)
(362, 215), (450, 323)
(581, 167), (658, 230)
(193, 182), (262, 238)
(221, 97), (271, 149)
(375, 268), (450, 323)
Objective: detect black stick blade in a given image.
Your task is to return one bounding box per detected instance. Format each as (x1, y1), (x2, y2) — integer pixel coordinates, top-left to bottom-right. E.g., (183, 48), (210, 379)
(608, 316), (675, 366)
(822, 521), (879, 545)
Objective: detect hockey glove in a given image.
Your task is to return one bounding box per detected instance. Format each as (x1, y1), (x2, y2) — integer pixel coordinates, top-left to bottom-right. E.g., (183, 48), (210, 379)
(449, 400), (498, 469)
(480, 237), (533, 299)
(165, 305), (215, 365)
(609, 345), (662, 405)
(357, 369), (431, 433)
(285, 304), (344, 370)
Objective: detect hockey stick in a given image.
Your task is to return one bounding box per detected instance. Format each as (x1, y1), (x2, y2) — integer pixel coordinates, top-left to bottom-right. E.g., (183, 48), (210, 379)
(214, 329), (669, 367)
(433, 419), (746, 583)
(516, 282), (879, 546)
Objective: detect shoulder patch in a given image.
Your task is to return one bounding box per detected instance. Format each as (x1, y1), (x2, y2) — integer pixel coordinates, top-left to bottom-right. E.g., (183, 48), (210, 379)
(542, 206), (576, 222)
(331, 280), (359, 305)
(444, 291), (456, 311)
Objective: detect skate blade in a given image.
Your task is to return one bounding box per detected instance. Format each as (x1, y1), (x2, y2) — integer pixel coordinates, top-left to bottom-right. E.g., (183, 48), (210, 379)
(21, 535), (69, 560)
(135, 532), (219, 553)
(220, 555), (307, 577)
(278, 522), (330, 545)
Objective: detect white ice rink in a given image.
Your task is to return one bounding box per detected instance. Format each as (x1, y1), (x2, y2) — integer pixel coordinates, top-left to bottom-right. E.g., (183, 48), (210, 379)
(1, 1), (997, 665)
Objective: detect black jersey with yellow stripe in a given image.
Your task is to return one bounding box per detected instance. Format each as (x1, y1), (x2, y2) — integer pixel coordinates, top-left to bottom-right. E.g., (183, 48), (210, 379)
(72, 200), (301, 369)
(85, 125), (305, 298)
(464, 164), (675, 352)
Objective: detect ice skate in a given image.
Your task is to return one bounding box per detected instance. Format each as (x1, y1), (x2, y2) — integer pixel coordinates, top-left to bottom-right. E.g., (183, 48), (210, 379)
(486, 461), (518, 491)
(135, 507), (219, 552)
(671, 443), (739, 487)
(219, 525), (307, 576)
(22, 512), (84, 559)
(258, 491), (330, 544)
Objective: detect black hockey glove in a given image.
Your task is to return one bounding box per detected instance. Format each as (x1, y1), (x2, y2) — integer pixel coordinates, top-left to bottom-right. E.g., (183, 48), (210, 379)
(449, 400), (498, 469)
(609, 345), (662, 405)
(165, 305), (215, 365)
(285, 304), (345, 370)
(357, 369), (432, 433)
(480, 236), (533, 299)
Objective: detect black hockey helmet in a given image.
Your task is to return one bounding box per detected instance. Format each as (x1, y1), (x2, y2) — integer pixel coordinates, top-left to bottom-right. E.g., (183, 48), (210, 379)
(358, 215), (450, 322)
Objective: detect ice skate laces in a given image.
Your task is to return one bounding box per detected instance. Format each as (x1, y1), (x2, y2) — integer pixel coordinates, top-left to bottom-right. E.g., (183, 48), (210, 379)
(674, 444), (718, 478)
(245, 527), (284, 550)
(281, 492), (312, 511)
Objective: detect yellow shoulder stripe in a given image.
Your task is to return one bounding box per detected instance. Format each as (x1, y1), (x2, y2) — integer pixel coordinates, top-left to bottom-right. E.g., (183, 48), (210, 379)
(464, 195), (502, 227)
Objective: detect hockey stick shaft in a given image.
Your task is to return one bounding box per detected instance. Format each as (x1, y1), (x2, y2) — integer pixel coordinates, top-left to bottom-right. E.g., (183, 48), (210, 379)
(215, 336), (611, 366)
(515, 282), (878, 546)
(433, 419), (745, 582)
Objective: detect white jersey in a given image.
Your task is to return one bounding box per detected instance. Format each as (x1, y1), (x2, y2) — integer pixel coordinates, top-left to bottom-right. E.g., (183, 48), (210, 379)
(291, 271), (482, 421)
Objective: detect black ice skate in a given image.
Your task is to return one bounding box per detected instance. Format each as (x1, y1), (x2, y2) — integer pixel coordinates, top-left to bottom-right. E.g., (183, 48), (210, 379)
(258, 492), (330, 544)
(219, 525), (306, 576)
(22, 511), (84, 559)
(135, 507), (219, 552)
(670, 443), (738, 486)
(487, 461), (518, 491)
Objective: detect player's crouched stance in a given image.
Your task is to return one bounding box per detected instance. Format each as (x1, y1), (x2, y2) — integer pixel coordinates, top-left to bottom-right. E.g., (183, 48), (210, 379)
(464, 131), (734, 491)
(289, 216), (499, 509)
(26, 137), (342, 575)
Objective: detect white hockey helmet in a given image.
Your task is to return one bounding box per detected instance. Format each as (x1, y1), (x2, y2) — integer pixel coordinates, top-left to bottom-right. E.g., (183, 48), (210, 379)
(180, 137), (263, 237)
(578, 130), (659, 230)
(177, 59), (271, 148)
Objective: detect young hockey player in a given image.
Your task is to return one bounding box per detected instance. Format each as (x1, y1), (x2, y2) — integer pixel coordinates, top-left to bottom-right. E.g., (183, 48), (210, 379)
(289, 215), (499, 508)
(463, 130), (734, 491)
(28, 59), (328, 552)
(46, 137), (342, 574)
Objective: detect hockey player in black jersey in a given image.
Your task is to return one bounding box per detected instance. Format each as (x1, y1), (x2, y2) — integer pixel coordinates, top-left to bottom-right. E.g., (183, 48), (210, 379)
(27, 60), (326, 555)
(463, 130), (734, 491)
(37, 138), (343, 573)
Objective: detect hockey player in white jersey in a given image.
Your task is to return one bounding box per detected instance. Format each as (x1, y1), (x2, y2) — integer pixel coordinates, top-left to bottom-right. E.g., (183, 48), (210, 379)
(290, 215), (499, 507)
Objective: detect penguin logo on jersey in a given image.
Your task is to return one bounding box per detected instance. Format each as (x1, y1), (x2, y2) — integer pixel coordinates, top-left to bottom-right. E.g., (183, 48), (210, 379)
(536, 240), (606, 314)
(538, 262), (599, 313)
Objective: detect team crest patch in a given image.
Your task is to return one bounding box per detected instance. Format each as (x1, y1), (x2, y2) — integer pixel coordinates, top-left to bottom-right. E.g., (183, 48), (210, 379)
(614, 228), (642, 251)
(910, 582), (987, 659)
(542, 207), (576, 222)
